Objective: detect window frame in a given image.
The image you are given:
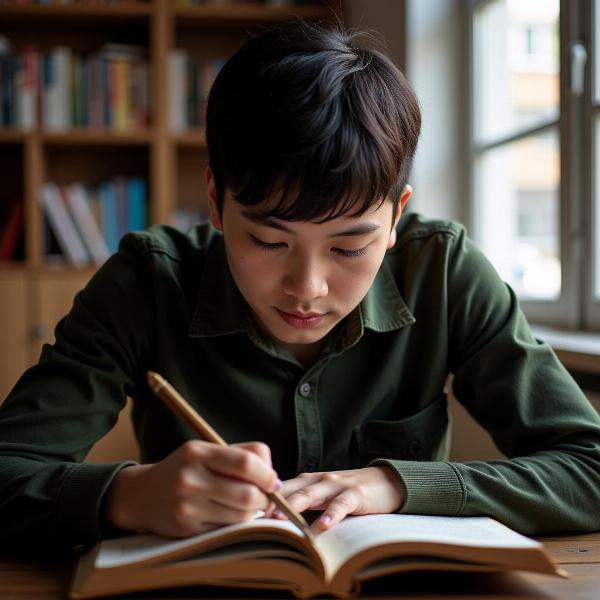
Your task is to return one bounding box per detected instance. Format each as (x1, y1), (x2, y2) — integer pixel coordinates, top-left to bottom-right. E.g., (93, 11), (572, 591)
(467, 0), (597, 331)
(585, 0), (600, 328)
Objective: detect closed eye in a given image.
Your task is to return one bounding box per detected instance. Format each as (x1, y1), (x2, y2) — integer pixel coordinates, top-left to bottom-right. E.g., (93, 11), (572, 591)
(333, 246), (368, 258)
(250, 235), (287, 251)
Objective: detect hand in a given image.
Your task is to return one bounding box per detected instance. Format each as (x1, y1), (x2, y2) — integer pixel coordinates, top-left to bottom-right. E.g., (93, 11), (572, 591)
(103, 440), (282, 538)
(268, 466), (406, 532)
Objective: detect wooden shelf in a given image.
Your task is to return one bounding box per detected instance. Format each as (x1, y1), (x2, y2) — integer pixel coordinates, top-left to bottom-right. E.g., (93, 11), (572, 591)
(0, 3), (153, 22)
(174, 5), (335, 26)
(173, 130), (207, 148)
(41, 130), (155, 146)
(0, 130), (26, 144)
(0, 130), (155, 146)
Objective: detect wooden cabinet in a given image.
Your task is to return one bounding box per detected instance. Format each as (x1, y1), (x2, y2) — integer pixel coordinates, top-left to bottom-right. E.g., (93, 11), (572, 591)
(0, 268), (92, 399)
(0, 271), (29, 401)
(0, 267), (139, 461)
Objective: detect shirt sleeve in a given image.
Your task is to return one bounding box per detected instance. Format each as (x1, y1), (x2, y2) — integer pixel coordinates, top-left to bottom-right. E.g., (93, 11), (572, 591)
(0, 234), (153, 551)
(371, 226), (600, 535)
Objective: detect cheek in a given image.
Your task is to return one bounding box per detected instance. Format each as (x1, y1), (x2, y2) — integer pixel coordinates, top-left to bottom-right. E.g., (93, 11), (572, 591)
(229, 250), (277, 294)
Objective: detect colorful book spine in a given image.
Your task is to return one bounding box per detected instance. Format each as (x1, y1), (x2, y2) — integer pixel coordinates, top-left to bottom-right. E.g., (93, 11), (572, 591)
(127, 177), (147, 232)
(0, 203), (24, 261)
(98, 181), (119, 254)
(1, 41), (150, 131)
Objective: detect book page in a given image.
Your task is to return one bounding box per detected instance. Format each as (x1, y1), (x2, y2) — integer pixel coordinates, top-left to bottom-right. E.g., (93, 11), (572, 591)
(314, 514), (541, 579)
(96, 518), (303, 569)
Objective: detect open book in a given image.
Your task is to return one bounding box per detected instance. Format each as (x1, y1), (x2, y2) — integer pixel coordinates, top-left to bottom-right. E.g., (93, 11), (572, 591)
(70, 514), (566, 599)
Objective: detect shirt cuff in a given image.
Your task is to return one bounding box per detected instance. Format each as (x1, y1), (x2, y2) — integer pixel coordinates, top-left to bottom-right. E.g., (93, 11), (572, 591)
(368, 458), (466, 515)
(55, 460), (138, 545)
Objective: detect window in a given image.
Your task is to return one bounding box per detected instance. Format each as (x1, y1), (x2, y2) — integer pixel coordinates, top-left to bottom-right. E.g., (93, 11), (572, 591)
(470, 0), (600, 330)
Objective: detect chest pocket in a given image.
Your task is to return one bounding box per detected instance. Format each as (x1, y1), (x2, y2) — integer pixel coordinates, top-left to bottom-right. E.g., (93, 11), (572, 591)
(353, 395), (449, 461)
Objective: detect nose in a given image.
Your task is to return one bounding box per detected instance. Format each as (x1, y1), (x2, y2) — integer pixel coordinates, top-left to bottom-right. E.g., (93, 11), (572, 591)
(282, 253), (328, 302)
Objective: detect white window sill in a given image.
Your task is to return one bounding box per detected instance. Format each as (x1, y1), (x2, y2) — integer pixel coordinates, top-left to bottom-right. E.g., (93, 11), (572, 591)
(531, 326), (600, 375)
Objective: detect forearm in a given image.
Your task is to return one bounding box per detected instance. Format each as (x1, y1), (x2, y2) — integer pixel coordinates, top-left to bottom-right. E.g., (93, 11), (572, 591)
(0, 456), (136, 550)
(372, 439), (600, 535)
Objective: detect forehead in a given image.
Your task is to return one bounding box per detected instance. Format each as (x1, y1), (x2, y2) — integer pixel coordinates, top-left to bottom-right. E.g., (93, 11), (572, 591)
(227, 188), (393, 223)
(225, 178), (393, 223)
(235, 201), (393, 235)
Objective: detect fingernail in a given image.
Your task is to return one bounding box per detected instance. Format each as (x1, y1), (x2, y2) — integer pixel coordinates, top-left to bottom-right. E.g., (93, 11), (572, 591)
(320, 515), (332, 526)
(273, 509), (285, 518)
(273, 478), (283, 492)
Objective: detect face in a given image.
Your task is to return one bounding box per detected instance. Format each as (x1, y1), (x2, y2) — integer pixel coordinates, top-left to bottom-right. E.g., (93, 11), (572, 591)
(206, 167), (411, 363)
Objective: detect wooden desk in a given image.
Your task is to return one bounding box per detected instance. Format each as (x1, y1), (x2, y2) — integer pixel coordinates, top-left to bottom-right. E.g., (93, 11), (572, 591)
(1, 532), (599, 599)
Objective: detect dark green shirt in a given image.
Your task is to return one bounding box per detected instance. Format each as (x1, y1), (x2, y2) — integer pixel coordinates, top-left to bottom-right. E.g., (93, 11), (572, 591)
(1, 214), (599, 550)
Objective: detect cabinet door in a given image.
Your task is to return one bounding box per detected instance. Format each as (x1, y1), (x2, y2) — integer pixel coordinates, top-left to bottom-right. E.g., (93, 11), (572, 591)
(31, 271), (139, 462)
(27, 271), (92, 364)
(0, 272), (29, 402)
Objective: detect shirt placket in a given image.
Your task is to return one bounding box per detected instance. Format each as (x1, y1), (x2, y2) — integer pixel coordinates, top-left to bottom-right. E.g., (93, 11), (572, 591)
(294, 366), (324, 475)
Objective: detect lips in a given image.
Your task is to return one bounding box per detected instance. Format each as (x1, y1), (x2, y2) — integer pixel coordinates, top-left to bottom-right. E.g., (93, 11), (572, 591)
(282, 310), (323, 318)
(275, 308), (326, 329)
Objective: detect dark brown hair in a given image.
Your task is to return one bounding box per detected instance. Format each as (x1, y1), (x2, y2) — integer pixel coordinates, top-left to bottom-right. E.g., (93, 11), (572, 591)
(206, 19), (421, 222)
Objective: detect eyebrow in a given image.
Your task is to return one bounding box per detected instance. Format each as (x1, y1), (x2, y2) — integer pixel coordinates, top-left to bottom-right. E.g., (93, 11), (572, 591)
(240, 210), (382, 237)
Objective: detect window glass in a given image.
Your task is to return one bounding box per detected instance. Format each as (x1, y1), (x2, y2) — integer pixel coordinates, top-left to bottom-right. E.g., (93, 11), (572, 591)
(475, 129), (560, 300)
(474, 0), (559, 144)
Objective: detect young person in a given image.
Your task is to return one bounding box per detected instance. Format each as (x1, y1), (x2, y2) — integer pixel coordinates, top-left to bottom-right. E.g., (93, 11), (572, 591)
(1, 20), (599, 552)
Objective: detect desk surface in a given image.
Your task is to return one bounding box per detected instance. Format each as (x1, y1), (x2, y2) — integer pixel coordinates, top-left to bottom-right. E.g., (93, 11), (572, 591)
(1, 532), (600, 600)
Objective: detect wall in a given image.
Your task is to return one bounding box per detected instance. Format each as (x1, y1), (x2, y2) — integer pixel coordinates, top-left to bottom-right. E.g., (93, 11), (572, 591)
(405, 0), (468, 223)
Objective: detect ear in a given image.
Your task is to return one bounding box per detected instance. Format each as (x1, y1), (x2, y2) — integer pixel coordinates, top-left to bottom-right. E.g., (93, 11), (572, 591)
(205, 165), (223, 231)
(387, 185), (412, 249)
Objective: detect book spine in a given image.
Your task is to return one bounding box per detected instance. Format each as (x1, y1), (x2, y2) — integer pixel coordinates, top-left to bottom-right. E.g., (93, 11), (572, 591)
(101, 57), (110, 129)
(114, 58), (127, 131)
(64, 183), (111, 265)
(0, 203), (24, 260)
(98, 181), (119, 254)
(44, 49), (60, 130)
(72, 53), (82, 129)
(169, 49), (187, 131)
(38, 182), (90, 267)
(126, 177), (147, 232)
(113, 176), (128, 241)
(1, 54), (15, 127)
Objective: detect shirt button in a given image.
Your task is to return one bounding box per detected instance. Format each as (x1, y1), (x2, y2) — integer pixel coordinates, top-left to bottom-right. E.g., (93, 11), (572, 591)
(407, 440), (422, 456)
(299, 382), (312, 397)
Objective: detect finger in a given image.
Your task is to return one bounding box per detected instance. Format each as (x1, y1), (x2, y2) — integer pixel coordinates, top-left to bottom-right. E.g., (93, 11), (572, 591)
(314, 489), (361, 532)
(263, 500), (277, 518)
(284, 478), (341, 515)
(234, 441), (273, 468)
(205, 469), (272, 513)
(204, 498), (260, 526)
(280, 472), (320, 497)
(193, 443), (281, 494)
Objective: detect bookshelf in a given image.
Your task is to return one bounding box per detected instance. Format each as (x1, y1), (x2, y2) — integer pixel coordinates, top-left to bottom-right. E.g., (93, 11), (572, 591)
(0, 0), (342, 401)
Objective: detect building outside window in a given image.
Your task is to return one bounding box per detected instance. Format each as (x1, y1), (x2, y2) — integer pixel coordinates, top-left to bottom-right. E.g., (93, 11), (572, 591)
(470, 0), (600, 330)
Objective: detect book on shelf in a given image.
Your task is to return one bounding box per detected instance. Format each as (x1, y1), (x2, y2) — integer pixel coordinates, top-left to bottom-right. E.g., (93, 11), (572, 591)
(0, 202), (24, 261)
(0, 1), (148, 6)
(0, 38), (149, 131)
(39, 182), (90, 267)
(40, 177), (147, 266)
(170, 206), (209, 232)
(169, 51), (225, 131)
(69, 513), (566, 600)
(63, 183), (111, 265)
(175, 0), (324, 5)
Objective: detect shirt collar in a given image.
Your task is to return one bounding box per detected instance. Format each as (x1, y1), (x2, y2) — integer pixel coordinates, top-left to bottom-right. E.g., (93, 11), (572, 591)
(189, 235), (415, 344)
